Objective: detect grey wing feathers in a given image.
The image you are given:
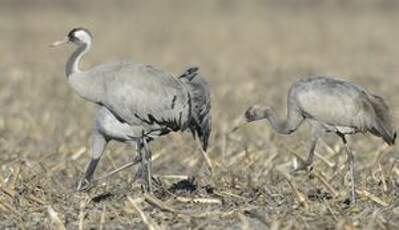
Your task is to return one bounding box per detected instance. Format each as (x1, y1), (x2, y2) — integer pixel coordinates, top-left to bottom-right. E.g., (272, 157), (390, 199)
(96, 63), (191, 136)
(294, 76), (396, 145)
(367, 93), (396, 145)
(179, 66), (212, 151)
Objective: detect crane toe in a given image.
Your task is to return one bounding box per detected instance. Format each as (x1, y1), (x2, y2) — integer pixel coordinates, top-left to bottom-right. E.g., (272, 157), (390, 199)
(76, 177), (92, 192)
(290, 161), (313, 175)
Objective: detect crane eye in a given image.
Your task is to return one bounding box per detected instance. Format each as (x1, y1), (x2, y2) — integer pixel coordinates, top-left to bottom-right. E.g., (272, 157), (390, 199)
(68, 32), (79, 42)
(68, 28), (81, 41)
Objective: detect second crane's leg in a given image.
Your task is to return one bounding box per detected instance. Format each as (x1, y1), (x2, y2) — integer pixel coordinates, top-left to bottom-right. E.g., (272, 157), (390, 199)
(77, 133), (107, 191)
(339, 134), (356, 203)
(291, 124), (321, 173)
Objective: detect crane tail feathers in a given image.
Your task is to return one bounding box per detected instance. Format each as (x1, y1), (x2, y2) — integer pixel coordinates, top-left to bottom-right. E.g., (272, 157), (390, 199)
(200, 113), (212, 151)
(368, 94), (396, 145)
(191, 112), (212, 151)
(179, 66), (212, 151)
(371, 118), (396, 145)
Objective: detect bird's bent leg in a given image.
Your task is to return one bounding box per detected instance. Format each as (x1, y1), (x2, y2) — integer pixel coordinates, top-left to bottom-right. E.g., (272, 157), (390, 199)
(339, 133), (356, 203)
(291, 124), (322, 173)
(291, 138), (317, 173)
(77, 133), (107, 191)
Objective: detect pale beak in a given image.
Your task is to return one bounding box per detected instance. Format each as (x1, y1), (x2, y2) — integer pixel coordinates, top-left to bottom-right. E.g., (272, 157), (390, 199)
(50, 37), (69, 47)
(230, 115), (248, 133)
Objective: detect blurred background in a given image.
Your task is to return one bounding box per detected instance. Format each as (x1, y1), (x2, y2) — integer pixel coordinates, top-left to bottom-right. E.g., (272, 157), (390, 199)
(1, 0), (399, 228)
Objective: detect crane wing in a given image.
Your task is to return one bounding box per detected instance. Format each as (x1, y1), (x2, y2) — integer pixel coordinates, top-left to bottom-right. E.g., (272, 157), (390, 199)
(295, 77), (377, 130)
(89, 62), (191, 136)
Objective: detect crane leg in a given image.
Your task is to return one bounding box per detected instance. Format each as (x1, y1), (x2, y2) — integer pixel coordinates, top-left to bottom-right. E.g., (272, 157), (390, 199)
(136, 138), (153, 193)
(76, 133), (107, 191)
(338, 133), (356, 203)
(143, 137), (153, 193)
(291, 124), (322, 173)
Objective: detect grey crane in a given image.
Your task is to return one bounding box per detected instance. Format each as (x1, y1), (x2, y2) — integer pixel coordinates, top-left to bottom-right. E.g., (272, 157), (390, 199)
(51, 27), (212, 192)
(243, 76), (396, 202)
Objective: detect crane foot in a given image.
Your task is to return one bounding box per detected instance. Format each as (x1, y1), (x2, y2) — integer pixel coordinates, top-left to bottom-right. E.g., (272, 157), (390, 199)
(76, 177), (92, 192)
(290, 161), (313, 175)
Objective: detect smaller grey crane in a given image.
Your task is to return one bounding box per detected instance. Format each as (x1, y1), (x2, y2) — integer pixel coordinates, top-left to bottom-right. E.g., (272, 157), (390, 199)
(51, 28), (211, 193)
(243, 76), (396, 202)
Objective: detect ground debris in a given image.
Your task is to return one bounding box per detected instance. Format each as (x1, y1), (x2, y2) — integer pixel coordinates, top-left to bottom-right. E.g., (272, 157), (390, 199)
(1, 1), (399, 229)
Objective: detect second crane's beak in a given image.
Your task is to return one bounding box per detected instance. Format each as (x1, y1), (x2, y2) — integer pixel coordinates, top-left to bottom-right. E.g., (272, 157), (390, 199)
(50, 37), (69, 48)
(230, 115), (248, 133)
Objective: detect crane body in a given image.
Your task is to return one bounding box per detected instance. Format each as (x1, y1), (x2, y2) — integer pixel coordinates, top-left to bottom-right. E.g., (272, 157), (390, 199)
(52, 28), (212, 192)
(245, 76), (396, 202)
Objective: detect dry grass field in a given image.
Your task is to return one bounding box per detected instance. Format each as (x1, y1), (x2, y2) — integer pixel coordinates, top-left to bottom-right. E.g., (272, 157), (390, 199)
(1, 0), (399, 229)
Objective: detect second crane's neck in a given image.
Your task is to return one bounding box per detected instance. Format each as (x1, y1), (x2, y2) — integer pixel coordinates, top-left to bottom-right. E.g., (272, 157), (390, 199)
(66, 42), (90, 77)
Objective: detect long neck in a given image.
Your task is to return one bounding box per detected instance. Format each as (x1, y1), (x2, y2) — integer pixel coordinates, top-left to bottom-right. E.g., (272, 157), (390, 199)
(66, 42), (101, 103)
(264, 108), (302, 135)
(66, 42), (90, 77)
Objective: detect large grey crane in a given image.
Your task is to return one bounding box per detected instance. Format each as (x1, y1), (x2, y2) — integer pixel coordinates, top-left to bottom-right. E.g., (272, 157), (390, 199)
(243, 76), (396, 202)
(51, 27), (212, 193)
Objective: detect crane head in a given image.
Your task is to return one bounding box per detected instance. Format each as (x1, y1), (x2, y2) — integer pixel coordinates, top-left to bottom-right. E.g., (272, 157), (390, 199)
(50, 27), (92, 47)
(230, 104), (269, 133)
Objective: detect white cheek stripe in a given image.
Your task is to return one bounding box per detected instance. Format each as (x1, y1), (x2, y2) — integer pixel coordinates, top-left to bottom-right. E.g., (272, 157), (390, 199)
(73, 30), (92, 43)
(74, 30), (87, 38)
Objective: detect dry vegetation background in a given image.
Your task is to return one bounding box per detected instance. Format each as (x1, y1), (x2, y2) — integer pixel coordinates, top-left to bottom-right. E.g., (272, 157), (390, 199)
(1, 0), (399, 229)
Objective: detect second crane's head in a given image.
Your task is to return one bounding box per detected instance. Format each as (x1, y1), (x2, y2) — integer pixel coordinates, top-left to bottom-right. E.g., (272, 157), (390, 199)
(51, 27), (92, 47)
(230, 104), (270, 132)
(245, 104), (269, 122)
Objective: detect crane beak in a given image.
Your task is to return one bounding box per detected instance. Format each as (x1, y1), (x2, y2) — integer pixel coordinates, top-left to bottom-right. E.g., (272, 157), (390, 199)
(230, 115), (248, 133)
(50, 37), (69, 48)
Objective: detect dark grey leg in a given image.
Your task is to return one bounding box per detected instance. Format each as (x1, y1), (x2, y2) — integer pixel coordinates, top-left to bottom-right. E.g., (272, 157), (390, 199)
(291, 124), (322, 173)
(76, 133), (107, 191)
(135, 138), (153, 193)
(133, 141), (144, 181)
(142, 138), (153, 193)
(338, 133), (356, 203)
